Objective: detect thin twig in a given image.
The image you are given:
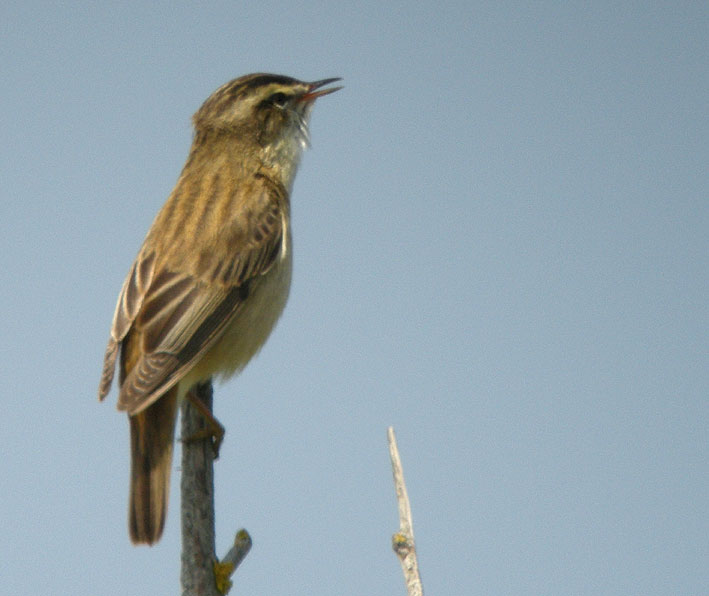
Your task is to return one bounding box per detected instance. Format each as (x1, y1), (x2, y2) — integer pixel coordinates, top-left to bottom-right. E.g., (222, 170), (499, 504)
(179, 383), (252, 595)
(181, 382), (219, 596)
(214, 529), (253, 594)
(388, 427), (423, 596)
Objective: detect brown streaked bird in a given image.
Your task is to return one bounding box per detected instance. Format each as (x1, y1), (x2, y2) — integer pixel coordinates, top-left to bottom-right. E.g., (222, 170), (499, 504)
(98, 73), (341, 545)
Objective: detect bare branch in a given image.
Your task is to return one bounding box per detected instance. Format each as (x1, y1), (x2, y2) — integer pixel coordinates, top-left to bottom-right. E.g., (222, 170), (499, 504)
(180, 382), (219, 596)
(388, 427), (423, 596)
(179, 382), (252, 595)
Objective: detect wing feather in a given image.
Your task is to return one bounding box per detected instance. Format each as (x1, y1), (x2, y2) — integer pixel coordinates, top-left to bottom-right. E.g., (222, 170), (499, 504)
(98, 249), (157, 400)
(98, 173), (288, 413)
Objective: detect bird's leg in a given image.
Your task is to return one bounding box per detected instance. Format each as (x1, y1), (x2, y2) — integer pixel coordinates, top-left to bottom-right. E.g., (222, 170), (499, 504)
(182, 383), (225, 458)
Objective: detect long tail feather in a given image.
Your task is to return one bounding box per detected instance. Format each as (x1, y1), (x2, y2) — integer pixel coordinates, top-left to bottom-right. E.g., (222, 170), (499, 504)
(128, 388), (178, 545)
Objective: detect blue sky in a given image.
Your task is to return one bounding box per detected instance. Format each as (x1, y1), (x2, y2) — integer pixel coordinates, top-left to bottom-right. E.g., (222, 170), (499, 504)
(1, 2), (707, 594)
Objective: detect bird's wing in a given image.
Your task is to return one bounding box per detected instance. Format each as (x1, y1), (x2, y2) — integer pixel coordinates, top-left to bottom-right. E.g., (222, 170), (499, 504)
(98, 174), (287, 415)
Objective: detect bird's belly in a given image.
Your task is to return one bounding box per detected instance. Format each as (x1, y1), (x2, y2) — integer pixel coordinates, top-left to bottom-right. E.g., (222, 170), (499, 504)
(179, 245), (292, 392)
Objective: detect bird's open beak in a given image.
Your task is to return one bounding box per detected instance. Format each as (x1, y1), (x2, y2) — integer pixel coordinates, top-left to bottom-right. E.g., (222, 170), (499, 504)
(299, 78), (343, 102)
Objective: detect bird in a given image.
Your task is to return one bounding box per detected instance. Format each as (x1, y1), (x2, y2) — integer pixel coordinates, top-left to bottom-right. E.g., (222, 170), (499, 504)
(98, 73), (341, 545)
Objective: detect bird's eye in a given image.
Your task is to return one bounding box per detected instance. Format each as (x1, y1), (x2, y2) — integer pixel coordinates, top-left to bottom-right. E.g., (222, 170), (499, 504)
(269, 92), (288, 107)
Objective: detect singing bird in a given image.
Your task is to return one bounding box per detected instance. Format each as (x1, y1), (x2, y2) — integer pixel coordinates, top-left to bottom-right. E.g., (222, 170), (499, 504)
(98, 74), (341, 544)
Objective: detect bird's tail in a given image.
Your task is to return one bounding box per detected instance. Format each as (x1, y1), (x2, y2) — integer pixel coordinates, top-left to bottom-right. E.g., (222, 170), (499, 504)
(128, 388), (179, 545)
